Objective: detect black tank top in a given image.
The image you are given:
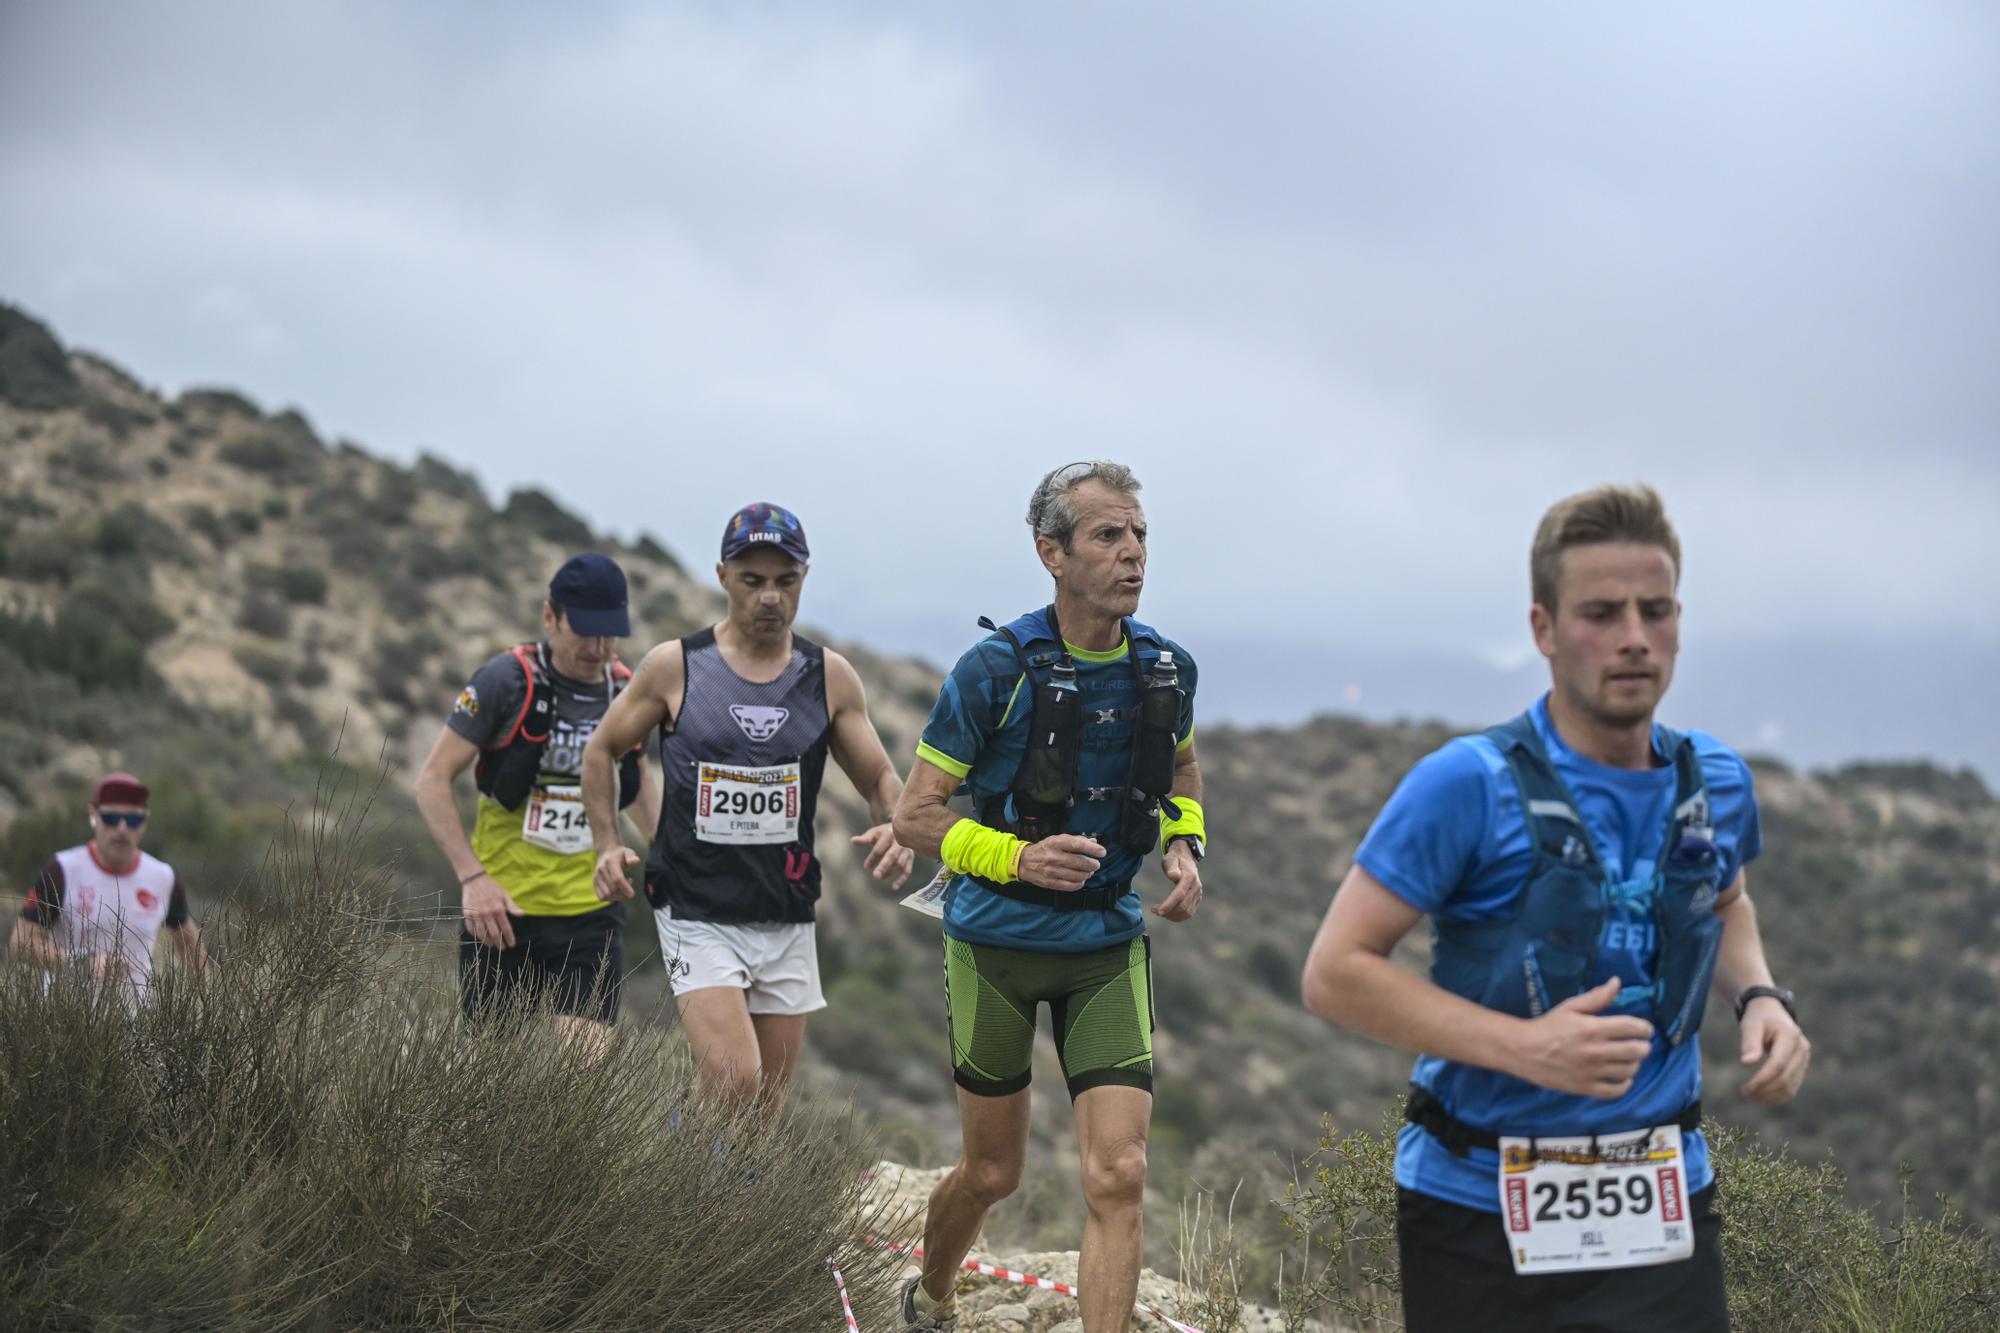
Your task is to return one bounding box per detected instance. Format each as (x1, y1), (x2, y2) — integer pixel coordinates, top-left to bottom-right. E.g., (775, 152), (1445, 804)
(647, 628), (832, 923)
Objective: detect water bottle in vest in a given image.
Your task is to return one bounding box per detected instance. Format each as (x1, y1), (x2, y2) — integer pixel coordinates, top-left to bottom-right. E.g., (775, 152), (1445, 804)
(1121, 650), (1182, 850)
(1009, 657), (1081, 840)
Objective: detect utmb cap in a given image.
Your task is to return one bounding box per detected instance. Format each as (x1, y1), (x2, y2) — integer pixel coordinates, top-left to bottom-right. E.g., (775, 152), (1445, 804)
(548, 553), (631, 637)
(720, 502), (810, 564)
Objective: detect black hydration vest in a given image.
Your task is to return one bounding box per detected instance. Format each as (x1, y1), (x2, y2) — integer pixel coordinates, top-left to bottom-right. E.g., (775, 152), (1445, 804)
(473, 642), (641, 812)
(971, 606), (1184, 912)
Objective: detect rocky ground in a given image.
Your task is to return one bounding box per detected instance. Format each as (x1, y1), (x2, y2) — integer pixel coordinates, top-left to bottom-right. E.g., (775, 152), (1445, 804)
(859, 1163), (1292, 1333)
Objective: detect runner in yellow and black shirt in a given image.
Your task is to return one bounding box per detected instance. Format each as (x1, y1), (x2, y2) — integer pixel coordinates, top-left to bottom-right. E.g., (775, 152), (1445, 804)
(415, 553), (660, 1047)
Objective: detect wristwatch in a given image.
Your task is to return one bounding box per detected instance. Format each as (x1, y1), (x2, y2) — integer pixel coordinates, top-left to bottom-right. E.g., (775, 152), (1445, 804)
(1734, 985), (1797, 1023)
(1165, 834), (1205, 862)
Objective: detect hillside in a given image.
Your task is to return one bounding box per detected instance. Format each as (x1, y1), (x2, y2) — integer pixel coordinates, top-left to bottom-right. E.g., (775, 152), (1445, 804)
(2, 302), (1995, 1289)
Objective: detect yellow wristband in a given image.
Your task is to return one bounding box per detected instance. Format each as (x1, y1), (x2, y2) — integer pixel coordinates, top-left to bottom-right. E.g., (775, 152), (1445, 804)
(1159, 796), (1206, 857)
(939, 819), (1029, 885)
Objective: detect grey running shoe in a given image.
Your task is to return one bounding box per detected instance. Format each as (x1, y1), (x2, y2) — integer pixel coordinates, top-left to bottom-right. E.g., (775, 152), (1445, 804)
(898, 1275), (957, 1331)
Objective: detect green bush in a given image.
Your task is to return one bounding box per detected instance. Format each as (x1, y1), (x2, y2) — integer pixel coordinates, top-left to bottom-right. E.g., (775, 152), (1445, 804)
(218, 432), (323, 483)
(93, 500), (194, 567)
(176, 387), (261, 419)
(502, 487), (596, 548)
(414, 451), (486, 503)
(0, 599), (160, 693)
(237, 590), (292, 640)
(0, 304), (83, 411)
(0, 797), (900, 1331)
(247, 560), (329, 605)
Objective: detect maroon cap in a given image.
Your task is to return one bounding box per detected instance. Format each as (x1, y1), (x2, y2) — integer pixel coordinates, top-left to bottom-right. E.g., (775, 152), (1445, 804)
(92, 772), (150, 807)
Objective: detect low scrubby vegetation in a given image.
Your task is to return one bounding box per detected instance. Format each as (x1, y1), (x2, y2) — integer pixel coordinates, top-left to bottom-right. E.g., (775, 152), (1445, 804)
(0, 781), (900, 1331)
(1267, 1107), (1999, 1332)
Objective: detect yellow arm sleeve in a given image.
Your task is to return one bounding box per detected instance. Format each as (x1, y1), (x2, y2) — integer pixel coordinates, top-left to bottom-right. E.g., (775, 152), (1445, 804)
(1159, 796), (1206, 856)
(939, 818), (1027, 884)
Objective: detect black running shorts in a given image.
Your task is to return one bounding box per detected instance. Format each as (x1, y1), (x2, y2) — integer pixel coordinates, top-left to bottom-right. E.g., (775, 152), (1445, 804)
(459, 904), (625, 1026)
(1397, 1182), (1730, 1333)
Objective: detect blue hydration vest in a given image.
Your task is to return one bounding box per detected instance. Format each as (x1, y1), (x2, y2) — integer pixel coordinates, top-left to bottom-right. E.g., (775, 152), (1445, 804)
(1430, 712), (1725, 1048)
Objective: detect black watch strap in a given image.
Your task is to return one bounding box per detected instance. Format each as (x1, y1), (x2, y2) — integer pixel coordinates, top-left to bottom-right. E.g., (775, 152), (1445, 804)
(1166, 833), (1205, 861)
(1734, 985), (1797, 1023)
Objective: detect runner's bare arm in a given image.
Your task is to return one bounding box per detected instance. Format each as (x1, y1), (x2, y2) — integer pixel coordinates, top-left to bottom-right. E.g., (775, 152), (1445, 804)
(1154, 737), (1205, 922)
(584, 642), (681, 902)
(1304, 865), (1657, 1099)
(825, 651), (914, 887)
(166, 920), (209, 978)
(824, 652), (902, 823)
(1711, 871), (1810, 1104)
(8, 917), (64, 970)
(893, 756), (963, 860)
(417, 724), (526, 947)
(414, 726), (484, 883)
(620, 757), (661, 845)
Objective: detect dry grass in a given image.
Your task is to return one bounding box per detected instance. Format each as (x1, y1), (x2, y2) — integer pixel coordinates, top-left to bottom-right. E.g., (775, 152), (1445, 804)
(0, 769), (899, 1331)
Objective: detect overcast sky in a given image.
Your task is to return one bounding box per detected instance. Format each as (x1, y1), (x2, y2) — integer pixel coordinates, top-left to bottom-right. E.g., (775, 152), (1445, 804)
(4, 2), (1996, 777)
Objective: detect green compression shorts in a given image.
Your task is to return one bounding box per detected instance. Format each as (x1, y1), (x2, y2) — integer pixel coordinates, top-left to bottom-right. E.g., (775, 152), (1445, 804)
(943, 935), (1155, 1099)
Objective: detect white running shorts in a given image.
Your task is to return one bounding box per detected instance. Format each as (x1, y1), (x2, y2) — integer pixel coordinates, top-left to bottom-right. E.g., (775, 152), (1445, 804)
(652, 906), (825, 1016)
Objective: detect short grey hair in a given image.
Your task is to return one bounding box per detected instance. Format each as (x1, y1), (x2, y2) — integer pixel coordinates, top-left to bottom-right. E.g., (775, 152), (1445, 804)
(1026, 461), (1142, 549)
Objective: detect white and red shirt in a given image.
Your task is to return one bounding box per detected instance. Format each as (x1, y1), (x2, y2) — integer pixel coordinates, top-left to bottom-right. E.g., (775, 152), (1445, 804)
(21, 844), (188, 992)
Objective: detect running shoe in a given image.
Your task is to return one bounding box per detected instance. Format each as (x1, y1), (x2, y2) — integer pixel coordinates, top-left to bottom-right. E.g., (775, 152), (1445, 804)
(898, 1275), (957, 1330)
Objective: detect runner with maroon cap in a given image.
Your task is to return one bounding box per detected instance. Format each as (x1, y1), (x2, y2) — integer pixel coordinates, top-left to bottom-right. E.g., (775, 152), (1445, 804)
(10, 772), (208, 995)
(582, 502), (914, 1109)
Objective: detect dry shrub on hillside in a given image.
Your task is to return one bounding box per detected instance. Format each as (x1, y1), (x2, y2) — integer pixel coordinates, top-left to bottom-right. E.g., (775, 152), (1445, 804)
(0, 774), (898, 1331)
(1274, 1109), (1999, 1333)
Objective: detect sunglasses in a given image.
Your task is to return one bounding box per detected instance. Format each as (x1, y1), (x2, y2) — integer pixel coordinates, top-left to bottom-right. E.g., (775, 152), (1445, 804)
(96, 811), (148, 829)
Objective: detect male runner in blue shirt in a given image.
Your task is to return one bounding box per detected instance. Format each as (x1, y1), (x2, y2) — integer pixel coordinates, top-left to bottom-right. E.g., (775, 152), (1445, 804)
(892, 461), (1206, 1332)
(1303, 483), (1809, 1332)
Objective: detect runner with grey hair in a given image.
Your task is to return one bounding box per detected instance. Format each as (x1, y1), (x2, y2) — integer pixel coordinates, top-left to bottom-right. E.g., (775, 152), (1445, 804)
(891, 462), (1207, 1332)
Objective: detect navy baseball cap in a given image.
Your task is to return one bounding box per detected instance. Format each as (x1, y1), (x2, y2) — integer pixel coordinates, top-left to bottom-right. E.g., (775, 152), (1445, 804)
(548, 553), (631, 637)
(719, 502), (810, 564)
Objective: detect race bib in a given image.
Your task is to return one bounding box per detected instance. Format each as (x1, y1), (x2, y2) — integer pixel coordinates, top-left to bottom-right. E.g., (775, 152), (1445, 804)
(522, 784), (591, 855)
(1498, 1124), (1694, 1275)
(694, 761), (802, 845)
(899, 864), (951, 920)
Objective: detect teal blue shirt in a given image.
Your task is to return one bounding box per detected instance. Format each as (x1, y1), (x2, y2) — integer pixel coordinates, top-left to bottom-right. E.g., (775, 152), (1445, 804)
(916, 607), (1197, 953)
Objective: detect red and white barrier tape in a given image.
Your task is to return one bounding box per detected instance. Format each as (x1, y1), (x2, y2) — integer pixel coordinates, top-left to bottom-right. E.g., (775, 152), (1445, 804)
(859, 1234), (1205, 1333)
(826, 1257), (861, 1332)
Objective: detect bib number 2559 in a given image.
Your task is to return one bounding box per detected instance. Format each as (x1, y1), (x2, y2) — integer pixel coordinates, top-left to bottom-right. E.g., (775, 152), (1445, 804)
(1497, 1124), (1694, 1275)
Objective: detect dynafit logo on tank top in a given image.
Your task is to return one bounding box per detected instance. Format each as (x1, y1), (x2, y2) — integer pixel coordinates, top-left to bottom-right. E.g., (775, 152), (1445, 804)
(729, 705), (789, 742)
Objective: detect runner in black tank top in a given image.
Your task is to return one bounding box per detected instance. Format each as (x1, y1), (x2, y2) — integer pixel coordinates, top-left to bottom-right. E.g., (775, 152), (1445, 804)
(578, 503), (916, 1110)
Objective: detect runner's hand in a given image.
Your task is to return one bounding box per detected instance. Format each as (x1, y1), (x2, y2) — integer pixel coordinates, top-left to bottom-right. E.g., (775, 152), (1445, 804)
(1153, 840), (1202, 922)
(1507, 977), (1656, 1099)
(462, 872), (526, 949)
(1017, 835), (1104, 893)
(851, 823), (915, 889)
(595, 846), (640, 903)
(1738, 997), (1810, 1105)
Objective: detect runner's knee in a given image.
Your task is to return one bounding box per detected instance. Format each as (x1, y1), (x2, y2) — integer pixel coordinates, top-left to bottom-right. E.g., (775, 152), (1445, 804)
(1081, 1135), (1148, 1209)
(956, 1153), (1023, 1206)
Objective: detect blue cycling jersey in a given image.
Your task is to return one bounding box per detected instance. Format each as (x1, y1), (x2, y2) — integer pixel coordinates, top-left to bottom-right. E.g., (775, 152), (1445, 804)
(1355, 695), (1761, 1211)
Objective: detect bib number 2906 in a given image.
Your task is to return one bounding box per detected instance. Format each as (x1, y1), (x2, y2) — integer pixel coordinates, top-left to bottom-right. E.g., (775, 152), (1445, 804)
(694, 761), (802, 846)
(1498, 1125), (1694, 1275)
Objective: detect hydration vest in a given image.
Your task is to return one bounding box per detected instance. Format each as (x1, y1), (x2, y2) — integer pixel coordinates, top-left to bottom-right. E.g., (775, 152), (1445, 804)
(971, 606), (1183, 913)
(473, 642), (642, 813)
(1429, 712), (1725, 1048)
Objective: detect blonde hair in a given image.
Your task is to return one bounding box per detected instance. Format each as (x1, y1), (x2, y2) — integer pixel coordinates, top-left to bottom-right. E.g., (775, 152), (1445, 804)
(1530, 483), (1681, 611)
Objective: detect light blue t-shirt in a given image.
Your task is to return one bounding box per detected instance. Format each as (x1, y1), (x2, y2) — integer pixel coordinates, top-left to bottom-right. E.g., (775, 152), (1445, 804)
(916, 608), (1197, 953)
(1355, 695), (1761, 1211)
